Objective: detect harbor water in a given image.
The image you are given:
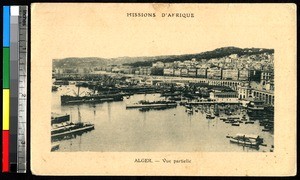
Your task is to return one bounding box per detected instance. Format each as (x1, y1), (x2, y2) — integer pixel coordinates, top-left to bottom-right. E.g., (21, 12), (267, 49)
(52, 85), (274, 152)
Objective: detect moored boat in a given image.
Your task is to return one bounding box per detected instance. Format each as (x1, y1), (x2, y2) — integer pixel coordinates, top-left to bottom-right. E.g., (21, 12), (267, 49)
(220, 117), (227, 121)
(54, 80), (69, 85)
(231, 122), (240, 126)
(187, 109), (193, 114)
(262, 128), (270, 132)
(51, 107), (95, 141)
(61, 94), (123, 105)
(52, 122), (95, 138)
(229, 133), (263, 148)
(126, 100), (177, 109)
(52, 86), (58, 92)
(245, 121), (255, 124)
(206, 112), (212, 119)
(51, 122), (77, 135)
(51, 113), (70, 125)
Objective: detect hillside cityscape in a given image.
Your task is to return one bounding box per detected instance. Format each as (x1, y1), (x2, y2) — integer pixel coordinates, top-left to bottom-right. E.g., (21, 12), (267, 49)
(53, 47), (274, 103)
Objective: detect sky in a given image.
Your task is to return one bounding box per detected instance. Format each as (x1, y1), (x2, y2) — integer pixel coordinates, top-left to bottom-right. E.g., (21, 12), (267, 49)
(31, 3), (293, 59)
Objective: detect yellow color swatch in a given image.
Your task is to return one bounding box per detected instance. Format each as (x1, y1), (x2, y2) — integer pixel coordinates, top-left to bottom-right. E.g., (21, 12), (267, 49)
(3, 89), (10, 130)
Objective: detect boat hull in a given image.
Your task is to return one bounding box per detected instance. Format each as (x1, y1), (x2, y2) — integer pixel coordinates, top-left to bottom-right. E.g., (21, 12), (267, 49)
(61, 94), (123, 105)
(52, 125), (95, 138)
(126, 103), (177, 109)
(230, 139), (259, 148)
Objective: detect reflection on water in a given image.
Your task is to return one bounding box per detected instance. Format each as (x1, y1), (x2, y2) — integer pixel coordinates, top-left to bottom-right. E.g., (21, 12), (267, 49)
(52, 85), (274, 152)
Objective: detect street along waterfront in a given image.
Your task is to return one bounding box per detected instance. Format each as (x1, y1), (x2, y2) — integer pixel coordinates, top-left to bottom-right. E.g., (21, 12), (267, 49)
(51, 84), (273, 152)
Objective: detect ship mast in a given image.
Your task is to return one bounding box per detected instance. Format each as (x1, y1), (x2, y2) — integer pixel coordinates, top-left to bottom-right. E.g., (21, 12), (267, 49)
(77, 86), (80, 97)
(77, 105), (81, 123)
(93, 85), (96, 95)
(69, 107), (73, 123)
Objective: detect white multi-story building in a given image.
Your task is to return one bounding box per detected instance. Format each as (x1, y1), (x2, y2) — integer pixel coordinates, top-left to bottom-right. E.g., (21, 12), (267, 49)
(207, 68), (222, 79)
(237, 85), (252, 99)
(238, 69), (249, 81)
(163, 68), (174, 76)
(196, 68), (207, 78)
(181, 68), (188, 77)
(174, 69), (181, 76)
(222, 69), (239, 80)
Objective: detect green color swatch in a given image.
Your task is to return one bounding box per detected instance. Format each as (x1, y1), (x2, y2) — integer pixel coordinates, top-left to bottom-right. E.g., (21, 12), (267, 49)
(3, 48), (10, 88)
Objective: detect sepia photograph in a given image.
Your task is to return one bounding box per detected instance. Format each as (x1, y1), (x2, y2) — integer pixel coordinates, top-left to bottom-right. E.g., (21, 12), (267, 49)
(51, 47), (275, 152)
(31, 3), (296, 175)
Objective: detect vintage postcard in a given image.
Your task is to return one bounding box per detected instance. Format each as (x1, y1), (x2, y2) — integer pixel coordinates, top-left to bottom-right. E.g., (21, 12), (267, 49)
(31, 3), (296, 176)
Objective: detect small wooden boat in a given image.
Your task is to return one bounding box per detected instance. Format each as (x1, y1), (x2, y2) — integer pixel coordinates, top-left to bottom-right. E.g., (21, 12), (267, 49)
(231, 122), (240, 126)
(187, 109), (193, 114)
(220, 117), (227, 120)
(229, 134), (263, 148)
(52, 86), (58, 92)
(245, 121), (255, 124)
(206, 113), (211, 118)
(262, 128), (270, 132)
(52, 123), (95, 138)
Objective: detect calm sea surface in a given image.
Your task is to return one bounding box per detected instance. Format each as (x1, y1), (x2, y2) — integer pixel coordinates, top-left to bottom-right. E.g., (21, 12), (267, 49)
(52, 85), (274, 152)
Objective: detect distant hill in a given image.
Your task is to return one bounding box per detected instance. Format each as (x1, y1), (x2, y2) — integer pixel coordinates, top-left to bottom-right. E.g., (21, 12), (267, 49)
(125, 47), (274, 67)
(53, 47), (274, 68)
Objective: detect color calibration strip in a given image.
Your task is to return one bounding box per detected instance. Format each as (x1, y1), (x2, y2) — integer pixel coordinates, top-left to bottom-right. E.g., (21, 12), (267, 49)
(3, 6), (11, 173)
(2, 6), (28, 173)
